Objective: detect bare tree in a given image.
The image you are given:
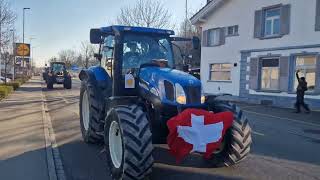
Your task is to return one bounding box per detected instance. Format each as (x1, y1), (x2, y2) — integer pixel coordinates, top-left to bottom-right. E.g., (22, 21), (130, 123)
(117, 0), (172, 28)
(1, 51), (13, 83)
(80, 41), (97, 68)
(58, 49), (77, 68)
(0, 0), (16, 81)
(174, 18), (201, 69)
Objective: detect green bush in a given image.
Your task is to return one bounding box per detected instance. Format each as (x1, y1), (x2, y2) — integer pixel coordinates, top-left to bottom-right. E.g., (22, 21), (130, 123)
(0, 85), (14, 98)
(4, 82), (21, 90)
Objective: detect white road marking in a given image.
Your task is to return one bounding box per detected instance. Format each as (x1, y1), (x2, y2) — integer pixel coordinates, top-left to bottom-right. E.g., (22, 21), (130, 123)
(243, 110), (320, 128)
(42, 83), (67, 180)
(287, 130), (320, 142)
(252, 131), (265, 136)
(57, 91), (70, 104)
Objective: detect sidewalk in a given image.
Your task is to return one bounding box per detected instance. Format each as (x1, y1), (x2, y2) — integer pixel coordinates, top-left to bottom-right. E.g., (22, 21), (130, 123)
(0, 77), (50, 180)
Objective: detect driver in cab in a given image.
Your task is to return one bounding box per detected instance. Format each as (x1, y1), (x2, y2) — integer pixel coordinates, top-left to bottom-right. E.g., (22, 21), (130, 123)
(152, 59), (168, 68)
(124, 42), (139, 60)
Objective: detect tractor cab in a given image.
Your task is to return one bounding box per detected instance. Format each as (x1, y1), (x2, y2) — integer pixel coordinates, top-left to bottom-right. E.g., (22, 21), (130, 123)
(89, 26), (201, 104)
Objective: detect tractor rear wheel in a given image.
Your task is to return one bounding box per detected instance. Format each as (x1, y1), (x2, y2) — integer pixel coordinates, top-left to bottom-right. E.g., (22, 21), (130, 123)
(104, 105), (153, 180)
(79, 81), (103, 143)
(207, 100), (252, 167)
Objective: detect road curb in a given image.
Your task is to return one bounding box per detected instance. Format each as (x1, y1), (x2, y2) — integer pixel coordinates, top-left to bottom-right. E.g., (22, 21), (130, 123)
(41, 83), (67, 180)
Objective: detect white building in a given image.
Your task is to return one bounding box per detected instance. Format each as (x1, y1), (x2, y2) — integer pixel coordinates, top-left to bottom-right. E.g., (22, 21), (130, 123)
(191, 0), (320, 108)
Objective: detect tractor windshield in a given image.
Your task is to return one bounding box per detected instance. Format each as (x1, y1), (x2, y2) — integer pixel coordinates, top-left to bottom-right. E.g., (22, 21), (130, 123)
(122, 33), (174, 72)
(52, 63), (65, 72)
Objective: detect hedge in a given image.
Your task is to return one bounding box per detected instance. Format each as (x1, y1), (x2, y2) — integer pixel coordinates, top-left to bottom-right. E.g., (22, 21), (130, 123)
(0, 77), (30, 99)
(3, 82), (21, 90)
(0, 85), (14, 99)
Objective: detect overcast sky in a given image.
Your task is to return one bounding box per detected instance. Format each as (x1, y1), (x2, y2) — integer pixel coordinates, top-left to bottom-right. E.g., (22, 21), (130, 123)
(10, 0), (206, 67)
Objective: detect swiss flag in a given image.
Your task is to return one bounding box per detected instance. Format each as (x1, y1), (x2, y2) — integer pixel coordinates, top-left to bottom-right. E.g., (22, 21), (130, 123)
(167, 108), (233, 163)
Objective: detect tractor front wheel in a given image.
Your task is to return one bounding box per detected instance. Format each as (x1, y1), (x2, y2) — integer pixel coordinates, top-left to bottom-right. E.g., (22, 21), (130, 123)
(64, 77), (72, 89)
(47, 77), (53, 89)
(79, 82), (103, 143)
(207, 100), (252, 167)
(104, 105), (154, 180)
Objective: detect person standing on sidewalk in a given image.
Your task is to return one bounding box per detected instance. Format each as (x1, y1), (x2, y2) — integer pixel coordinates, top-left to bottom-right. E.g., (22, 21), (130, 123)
(294, 70), (311, 113)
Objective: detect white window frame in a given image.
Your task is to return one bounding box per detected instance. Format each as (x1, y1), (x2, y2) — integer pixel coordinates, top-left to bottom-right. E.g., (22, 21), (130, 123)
(260, 58), (280, 91)
(209, 63), (232, 82)
(226, 25), (239, 36)
(264, 8), (281, 37)
(207, 28), (220, 46)
(294, 55), (317, 92)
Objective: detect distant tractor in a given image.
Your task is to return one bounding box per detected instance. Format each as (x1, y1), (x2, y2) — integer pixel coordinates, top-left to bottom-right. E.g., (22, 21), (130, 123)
(46, 62), (72, 89)
(79, 26), (252, 180)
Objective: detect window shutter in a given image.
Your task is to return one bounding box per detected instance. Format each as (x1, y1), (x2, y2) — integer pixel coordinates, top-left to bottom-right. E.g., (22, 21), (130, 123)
(280, 4), (291, 35)
(249, 58), (259, 90)
(279, 56), (289, 92)
(254, 10), (263, 38)
(315, 54), (320, 93)
(202, 30), (208, 47)
(316, 0), (320, 31)
(219, 27), (226, 45)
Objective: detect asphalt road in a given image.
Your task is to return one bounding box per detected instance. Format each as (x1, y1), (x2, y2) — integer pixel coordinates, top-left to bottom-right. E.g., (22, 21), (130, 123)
(42, 79), (320, 180)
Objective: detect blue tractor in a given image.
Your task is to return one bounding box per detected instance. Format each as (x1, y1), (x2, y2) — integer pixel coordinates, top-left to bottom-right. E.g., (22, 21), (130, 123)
(79, 26), (252, 180)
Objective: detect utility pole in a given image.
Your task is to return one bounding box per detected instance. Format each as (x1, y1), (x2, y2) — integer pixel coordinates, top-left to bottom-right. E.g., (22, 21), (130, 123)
(29, 37), (36, 73)
(182, 0), (188, 68)
(10, 29), (15, 80)
(185, 0), (188, 38)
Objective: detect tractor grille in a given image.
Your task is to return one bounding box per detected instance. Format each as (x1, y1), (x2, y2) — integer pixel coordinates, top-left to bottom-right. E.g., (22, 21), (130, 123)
(185, 86), (201, 104)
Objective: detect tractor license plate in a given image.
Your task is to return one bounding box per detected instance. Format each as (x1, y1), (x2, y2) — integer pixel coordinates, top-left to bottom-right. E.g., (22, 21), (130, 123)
(56, 78), (64, 83)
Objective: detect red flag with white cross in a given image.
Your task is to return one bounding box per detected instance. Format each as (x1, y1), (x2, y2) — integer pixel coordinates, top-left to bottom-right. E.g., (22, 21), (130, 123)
(167, 108), (233, 162)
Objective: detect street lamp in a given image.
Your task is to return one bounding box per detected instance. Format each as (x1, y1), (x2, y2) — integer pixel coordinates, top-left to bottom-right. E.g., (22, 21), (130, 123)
(23, 7), (30, 72)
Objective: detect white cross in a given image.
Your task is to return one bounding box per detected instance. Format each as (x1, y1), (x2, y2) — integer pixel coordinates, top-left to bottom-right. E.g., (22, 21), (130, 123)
(177, 114), (224, 153)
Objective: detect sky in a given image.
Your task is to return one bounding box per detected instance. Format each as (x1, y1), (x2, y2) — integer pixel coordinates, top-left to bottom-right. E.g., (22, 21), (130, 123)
(10, 0), (206, 67)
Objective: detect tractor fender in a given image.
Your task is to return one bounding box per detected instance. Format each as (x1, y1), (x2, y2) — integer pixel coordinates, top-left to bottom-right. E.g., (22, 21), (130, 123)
(79, 66), (111, 85)
(79, 66), (112, 122)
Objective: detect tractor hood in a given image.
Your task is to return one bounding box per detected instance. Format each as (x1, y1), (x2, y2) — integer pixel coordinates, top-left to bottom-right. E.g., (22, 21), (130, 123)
(139, 66), (202, 105)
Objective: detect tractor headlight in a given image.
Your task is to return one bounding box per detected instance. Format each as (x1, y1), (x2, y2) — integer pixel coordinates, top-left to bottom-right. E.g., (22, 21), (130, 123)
(175, 83), (186, 104)
(201, 88), (206, 104)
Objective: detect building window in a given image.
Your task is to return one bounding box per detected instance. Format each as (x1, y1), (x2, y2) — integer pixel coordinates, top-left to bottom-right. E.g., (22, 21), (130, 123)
(209, 63), (231, 81)
(207, 29), (220, 46)
(226, 25), (239, 36)
(261, 58), (280, 90)
(294, 56), (317, 92)
(264, 8), (281, 37)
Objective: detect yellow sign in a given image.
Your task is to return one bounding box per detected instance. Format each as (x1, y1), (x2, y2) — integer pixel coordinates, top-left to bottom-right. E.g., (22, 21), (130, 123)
(15, 43), (30, 57)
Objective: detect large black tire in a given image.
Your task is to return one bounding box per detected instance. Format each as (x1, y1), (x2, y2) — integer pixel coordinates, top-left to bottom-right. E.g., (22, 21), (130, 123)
(64, 77), (72, 89)
(104, 105), (154, 180)
(207, 100), (252, 167)
(79, 81), (104, 143)
(47, 77), (54, 89)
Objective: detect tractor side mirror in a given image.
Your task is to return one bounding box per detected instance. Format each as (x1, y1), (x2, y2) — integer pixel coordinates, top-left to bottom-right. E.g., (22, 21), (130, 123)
(94, 53), (102, 61)
(90, 29), (103, 44)
(192, 36), (200, 50)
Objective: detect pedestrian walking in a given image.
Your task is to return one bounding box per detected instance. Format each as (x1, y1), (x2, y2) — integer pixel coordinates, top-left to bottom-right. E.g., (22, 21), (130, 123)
(294, 70), (311, 113)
